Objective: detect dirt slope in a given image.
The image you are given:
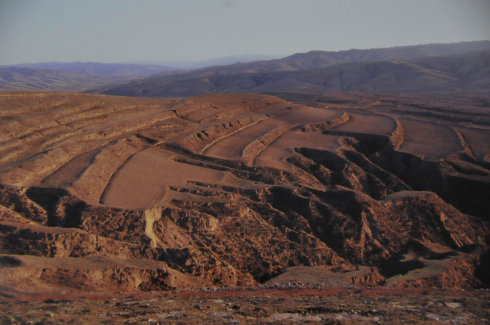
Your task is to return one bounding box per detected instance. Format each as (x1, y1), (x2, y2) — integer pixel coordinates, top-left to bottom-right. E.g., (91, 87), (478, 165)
(0, 91), (489, 294)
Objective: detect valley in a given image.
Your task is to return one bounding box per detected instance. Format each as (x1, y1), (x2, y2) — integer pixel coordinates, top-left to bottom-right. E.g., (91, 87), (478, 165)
(0, 91), (488, 298)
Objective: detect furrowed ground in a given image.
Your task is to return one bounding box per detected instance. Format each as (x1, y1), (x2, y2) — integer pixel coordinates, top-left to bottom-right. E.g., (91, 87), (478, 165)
(0, 91), (489, 323)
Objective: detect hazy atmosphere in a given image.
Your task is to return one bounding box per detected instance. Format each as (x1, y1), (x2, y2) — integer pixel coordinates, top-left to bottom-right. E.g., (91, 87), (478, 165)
(2, 0), (490, 322)
(1, 0), (489, 64)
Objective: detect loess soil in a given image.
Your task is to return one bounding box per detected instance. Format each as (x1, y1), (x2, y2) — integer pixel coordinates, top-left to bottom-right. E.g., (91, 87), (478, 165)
(0, 91), (489, 320)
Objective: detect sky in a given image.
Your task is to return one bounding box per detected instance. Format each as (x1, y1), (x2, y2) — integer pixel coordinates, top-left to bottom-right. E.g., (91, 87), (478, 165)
(0, 0), (489, 65)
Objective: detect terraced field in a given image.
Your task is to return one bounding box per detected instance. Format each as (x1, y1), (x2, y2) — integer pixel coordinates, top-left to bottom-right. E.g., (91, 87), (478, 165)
(0, 91), (489, 298)
(396, 117), (462, 161)
(457, 127), (490, 160)
(330, 111), (396, 135)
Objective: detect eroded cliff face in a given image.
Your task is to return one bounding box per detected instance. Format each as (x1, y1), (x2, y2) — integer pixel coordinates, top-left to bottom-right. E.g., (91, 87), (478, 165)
(0, 92), (489, 292)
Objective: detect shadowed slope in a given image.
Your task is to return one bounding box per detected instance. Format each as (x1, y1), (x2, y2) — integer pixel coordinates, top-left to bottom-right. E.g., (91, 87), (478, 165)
(99, 49), (490, 97)
(0, 91), (489, 293)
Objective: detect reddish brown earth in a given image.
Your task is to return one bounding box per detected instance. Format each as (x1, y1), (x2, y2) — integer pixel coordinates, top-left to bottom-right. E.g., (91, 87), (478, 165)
(1, 287), (489, 324)
(0, 91), (489, 322)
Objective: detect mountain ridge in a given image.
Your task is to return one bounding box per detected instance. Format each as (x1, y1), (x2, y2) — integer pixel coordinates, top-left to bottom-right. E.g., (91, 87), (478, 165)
(142, 40), (490, 79)
(2, 40), (489, 93)
(97, 50), (490, 97)
(0, 67), (118, 92)
(8, 62), (174, 77)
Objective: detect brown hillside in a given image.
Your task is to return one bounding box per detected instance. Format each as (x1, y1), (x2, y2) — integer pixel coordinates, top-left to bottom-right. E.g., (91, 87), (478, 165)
(0, 91), (489, 294)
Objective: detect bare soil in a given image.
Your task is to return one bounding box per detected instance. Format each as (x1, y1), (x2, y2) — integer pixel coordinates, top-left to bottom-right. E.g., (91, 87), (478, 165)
(1, 288), (489, 324)
(0, 91), (489, 322)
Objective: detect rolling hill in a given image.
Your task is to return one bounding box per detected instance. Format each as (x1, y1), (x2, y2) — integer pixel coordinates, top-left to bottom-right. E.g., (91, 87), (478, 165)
(0, 91), (489, 296)
(1, 40), (490, 300)
(2, 41), (489, 94)
(98, 50), (490, 97)
(10, 61), (173, 77)
(135, 40), (490, 78)
(0, 62), (172, 92)
(0, 67), (115, 91)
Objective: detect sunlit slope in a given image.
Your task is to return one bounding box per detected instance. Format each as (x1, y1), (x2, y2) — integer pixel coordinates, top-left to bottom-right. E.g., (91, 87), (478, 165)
(0, 91), (489, 292)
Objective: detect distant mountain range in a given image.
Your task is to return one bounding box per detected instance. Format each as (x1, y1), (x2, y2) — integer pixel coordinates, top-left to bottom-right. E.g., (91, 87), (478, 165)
(0, 56), (279, 92)
(145, 54), (282, 70)
(10, 62), (174, 77)
(96, 40), (490, 97)
(0, 63), (173, 92)
(0, 67), (110, 92)
(1, 41), (489, 94)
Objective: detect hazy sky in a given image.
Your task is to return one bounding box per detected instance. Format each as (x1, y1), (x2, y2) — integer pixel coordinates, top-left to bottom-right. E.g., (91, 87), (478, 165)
(1, 0), (489, 64)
